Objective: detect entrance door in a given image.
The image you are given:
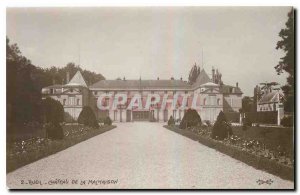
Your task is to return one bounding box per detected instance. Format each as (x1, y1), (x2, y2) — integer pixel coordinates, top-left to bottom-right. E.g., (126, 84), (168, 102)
(132, 111), (149, 121)
(126, 110), (131, 122)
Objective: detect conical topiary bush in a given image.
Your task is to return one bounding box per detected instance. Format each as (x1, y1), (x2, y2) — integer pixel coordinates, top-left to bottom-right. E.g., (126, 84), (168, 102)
(78, 106), (99, 128)
(211, 111), (233, 140)
(179, 109), (201, 129)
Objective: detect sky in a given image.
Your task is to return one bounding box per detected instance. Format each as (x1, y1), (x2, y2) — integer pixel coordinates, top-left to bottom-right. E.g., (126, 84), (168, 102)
(6, 7), (291, 96)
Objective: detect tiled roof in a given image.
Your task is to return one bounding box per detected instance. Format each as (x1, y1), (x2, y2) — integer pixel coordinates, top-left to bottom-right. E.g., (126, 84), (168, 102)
(89, 79), (192, 90)
(66, 71), (88, 87)
(220, 84), (243, 94)
(192, 69), (211, 87)
(258, 91), (284, 104)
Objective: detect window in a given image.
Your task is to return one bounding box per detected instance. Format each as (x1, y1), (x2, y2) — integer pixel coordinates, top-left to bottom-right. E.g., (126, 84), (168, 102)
(94, 91), (98, 95)
(217, 99), (221, 105)
(77, 99), (80, 105)
(70, 88), (73, 93)
(63, 99), (66, 105)
(203, 98), (206, 106)
(185, 91), (188, 94)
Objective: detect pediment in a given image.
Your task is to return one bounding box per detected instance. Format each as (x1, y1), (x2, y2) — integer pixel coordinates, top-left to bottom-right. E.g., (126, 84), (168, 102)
(62, 88), (82, 95)
(201, 88), (220, 94)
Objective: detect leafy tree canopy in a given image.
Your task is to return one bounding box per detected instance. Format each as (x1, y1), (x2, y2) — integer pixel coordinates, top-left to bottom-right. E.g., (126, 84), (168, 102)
(275, 9), (294, 112)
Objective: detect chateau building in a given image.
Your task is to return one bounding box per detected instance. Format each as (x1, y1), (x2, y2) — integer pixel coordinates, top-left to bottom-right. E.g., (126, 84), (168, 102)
(42, 68), (243, 123)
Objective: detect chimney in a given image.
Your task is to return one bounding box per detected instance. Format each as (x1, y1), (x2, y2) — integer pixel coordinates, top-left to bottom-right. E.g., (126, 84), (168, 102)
(66, 71), (70, 84)
(180, 77), (183, 81)
(171, 77), (174, 80)
(236, 82), (238, 87)
(157, 77), (159, 80)
(123, 76), (126, 81)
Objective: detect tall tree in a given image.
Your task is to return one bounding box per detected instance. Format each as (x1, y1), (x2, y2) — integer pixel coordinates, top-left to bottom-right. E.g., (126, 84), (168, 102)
(7, 37), (42, 124)
(275, 9), (294, 112)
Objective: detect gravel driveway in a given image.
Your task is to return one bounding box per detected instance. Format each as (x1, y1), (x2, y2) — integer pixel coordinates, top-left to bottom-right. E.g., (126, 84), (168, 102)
(7, 122), (294, 189)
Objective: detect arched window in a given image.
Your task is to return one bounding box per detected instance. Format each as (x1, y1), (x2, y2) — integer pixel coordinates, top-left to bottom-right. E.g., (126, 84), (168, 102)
(203, 98), (206, 106)
(217, 99), (221, 105)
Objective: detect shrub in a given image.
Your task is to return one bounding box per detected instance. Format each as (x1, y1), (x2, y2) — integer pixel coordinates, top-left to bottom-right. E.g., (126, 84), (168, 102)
(45, 122), (64, 140)
(104, 116), (112, 126)
(41, 97), (64, 124)
(211, 111), (233, 140)
(77, 106), (99, 128)
(167, 116), (175, 126)
(179, 109), (202, 129)
(204, 120), (212, 127)
(281, 116), (293, 127)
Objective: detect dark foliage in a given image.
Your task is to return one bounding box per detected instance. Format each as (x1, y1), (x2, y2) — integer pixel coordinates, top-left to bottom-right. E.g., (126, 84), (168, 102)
(275, 9), (294, 112)
(104, 116), (112, 126)
(281, 116), (293, 127)
(167, 116), (175, 126)
(244, 111), (277, 125)
(211, 111), (233, 140)
(7, 38), (42, 125)
(45, 122), (64, 140)
(242, 96), (254, 112)
(204, 120), (212, 127)
(242, 115), (253, 129)
(43, 62), (105, 86)
(179, 109), (202, 129)
(78, 106), (99, 128)
(41, 97), (64, 124)
(6, 37), (105, 128)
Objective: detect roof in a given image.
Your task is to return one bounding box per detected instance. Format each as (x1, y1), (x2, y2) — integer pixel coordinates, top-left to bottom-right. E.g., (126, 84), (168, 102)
(66, 71), (87, 87)
(220, 84), (243, 94)
(43, 84), (63, 89)
(258, 91), (284, 104)
(192, 69), (211, 87)
(200, 82), (219, 87)
(89, 79), (192, 90)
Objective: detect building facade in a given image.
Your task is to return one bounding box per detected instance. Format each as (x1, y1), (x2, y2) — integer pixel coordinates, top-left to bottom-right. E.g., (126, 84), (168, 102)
(42, 68), (243, 123)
